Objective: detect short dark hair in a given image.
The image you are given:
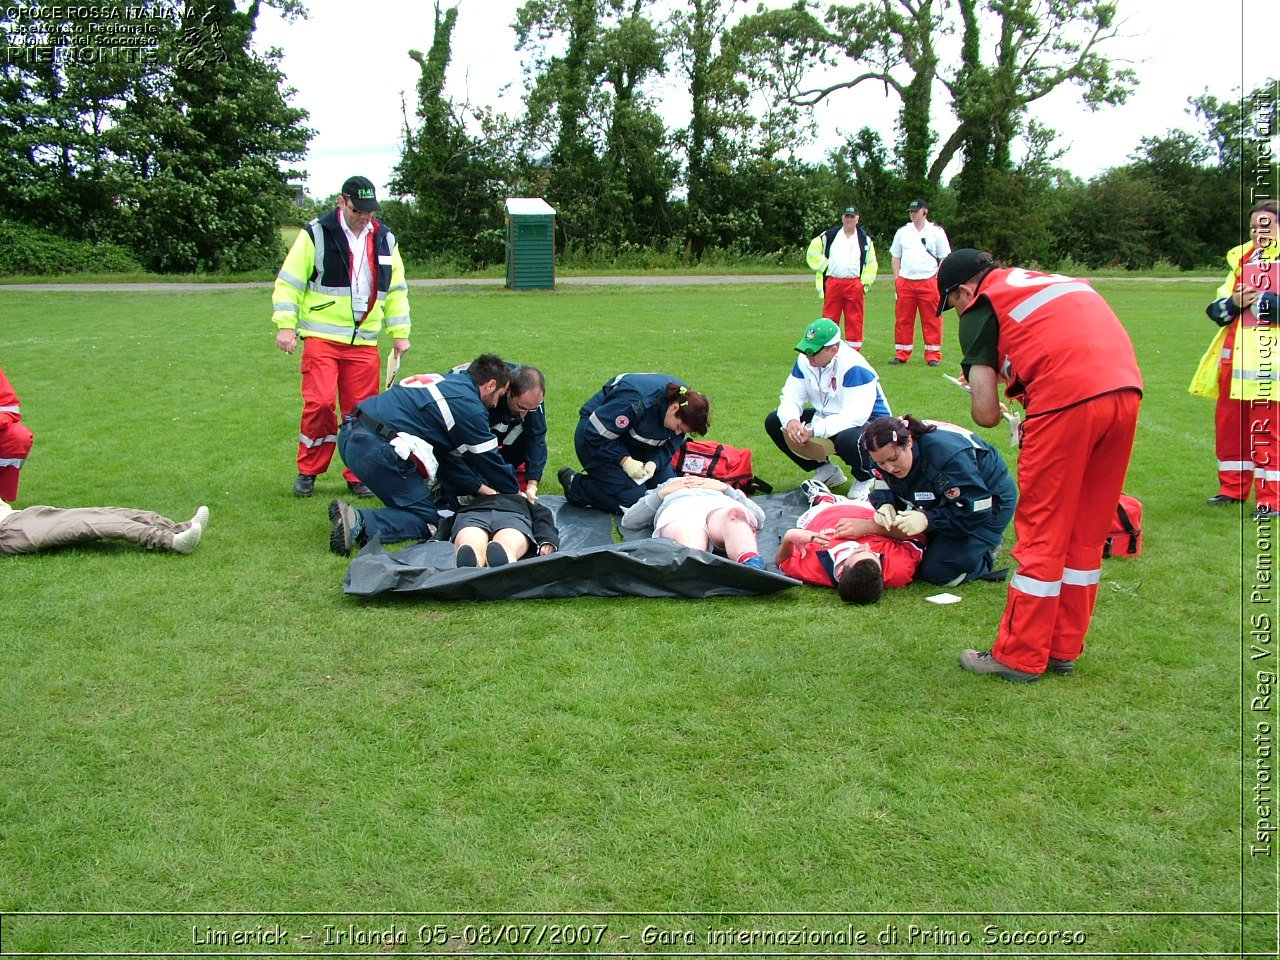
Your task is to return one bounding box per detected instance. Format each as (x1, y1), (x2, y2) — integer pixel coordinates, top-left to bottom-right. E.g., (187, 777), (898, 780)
(664, 383), (710, 436)
(467, 354), (510, 390)
(838, 557), (884, 604)
(510, 365), (545, 397)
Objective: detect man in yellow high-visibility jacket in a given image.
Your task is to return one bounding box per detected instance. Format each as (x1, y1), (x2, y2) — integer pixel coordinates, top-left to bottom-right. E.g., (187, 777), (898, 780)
(1191, 199), (1280, 520)
(272, 175), (411, 498)
(807, 205), (878, 350)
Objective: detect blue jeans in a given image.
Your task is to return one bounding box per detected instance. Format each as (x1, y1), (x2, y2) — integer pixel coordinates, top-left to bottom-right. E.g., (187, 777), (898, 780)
(337, 420), (440, 543)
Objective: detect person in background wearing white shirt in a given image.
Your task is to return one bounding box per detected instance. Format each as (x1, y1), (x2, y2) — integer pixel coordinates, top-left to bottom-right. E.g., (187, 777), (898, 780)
(806, 206), (879, 350)
(889, 199), (952, 366)
(764, 318), (892, 493)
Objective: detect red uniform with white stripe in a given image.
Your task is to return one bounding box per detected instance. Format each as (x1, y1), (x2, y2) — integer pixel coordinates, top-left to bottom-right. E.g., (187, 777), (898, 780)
(778, 501), (923, 588)
(965, 267), (1143, 674)
(1215, 249), (1279, 510)
(0, 367), (33, 502)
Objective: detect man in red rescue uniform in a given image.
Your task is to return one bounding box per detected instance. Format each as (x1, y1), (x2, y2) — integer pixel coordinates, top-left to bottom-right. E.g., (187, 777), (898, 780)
(938, 249), (1143, 681)
(273, 175), (411, 499)
(0, 366), (33, 502)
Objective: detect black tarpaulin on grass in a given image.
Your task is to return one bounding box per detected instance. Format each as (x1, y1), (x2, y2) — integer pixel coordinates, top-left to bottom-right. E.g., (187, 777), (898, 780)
(342, 493), (806, 600)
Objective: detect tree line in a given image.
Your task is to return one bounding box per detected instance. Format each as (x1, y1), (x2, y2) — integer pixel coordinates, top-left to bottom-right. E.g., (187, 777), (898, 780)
(0, 0), (1273, 275)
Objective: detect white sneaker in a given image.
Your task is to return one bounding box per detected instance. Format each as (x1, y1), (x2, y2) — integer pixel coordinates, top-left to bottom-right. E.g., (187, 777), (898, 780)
(800, 479), (834, 504)
(847, 479), (873, 501)
(172, 522), (203, 554)
(812, 461), (847, 487)
(190, 505), (209, 529)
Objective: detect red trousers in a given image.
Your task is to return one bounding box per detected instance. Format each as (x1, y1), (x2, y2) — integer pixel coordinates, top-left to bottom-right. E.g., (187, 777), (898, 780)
(992, 389), (1141, 674)
(0, 421), (34, 501)
(823, 276), (865, 349)
(297, 337), (380, 481)
(1215, 350), (1279, 509)
(894, 276), (943, 362)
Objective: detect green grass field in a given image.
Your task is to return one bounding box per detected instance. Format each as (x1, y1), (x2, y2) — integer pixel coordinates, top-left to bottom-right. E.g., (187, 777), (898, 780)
(0, 279), (1269, 953)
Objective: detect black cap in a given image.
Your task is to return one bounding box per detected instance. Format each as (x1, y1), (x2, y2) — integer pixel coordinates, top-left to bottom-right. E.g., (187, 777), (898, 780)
(935, 248), (996, 316)
(907, 198), (928, 211)
(341, 175), (381, 212)
(842, 206), (859, 217)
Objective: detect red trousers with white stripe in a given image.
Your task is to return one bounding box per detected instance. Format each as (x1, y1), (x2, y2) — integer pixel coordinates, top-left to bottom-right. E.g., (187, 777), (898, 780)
(823, 276), (866, 349)
(297, 337), (380, 482)
(0, 421), (33, 501)
(893, 276), (943, 362)
(992, 389), (1141, 674)
(1214, 349), (1279, 509)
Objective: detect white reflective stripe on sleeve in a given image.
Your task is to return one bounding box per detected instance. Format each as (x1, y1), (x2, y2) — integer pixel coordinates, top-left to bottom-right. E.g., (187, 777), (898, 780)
(273, 301), (300, 314)
(1009, 572), (1061, 598)
(588, 411), (620, 440)
(1220, 460), (1255, 470)
(0, 404), (19, 414)
(971, 496), (992, 512)
(1062, 566), (1102, 587)
(628, 429), (665, 446)
(458, 436), (499, 455)
(0, 457), (25, 468)
(504, 423), (525, 446)
(872, 479), (890, 491)
(299, 433), (337, 448)
(424, 382), (456, 430)
(276, 270), (306, 292)
(1008, 282), (1095, 322)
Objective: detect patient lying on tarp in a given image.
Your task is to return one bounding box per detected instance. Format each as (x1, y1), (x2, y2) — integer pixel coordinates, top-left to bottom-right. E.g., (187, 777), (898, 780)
(435, 493), (560, 568)
(619, 475), (767, 570)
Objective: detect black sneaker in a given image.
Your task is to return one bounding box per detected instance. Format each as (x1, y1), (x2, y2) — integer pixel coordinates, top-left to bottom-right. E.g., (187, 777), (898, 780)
(456, 545), (478, 567)
(328, 499), (360, 555)
(888, 357), (907, 365)
(486, 541), (509, 567)
(926, 359), (941, 367)
(959, 648), (1040, 682)
(557, 466), (579, 500)
(347, 480), (374, 499)
(1206, 494), (1244, 506)
(1047, 658), (1075, 676)
(293, 473), (317, 497)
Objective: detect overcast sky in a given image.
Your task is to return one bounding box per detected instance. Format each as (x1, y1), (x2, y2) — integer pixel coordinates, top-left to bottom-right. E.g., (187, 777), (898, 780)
(253, 0), (1275, 201)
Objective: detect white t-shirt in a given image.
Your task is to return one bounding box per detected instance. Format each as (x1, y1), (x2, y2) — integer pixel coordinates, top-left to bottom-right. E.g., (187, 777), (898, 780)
(826, 228), (863, 278)
(890, 222), (951, 280)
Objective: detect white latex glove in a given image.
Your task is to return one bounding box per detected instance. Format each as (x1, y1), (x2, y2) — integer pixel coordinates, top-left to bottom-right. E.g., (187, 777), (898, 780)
(621, 456), (654, 483)
(390, 432), (438, 478)
(873, 503), (897, 531)
(893, 509), (929, 536)
(523, 480), (539, 504)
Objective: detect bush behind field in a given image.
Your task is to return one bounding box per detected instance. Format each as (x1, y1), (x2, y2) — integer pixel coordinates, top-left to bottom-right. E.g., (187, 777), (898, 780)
(0, 220), (141, 276)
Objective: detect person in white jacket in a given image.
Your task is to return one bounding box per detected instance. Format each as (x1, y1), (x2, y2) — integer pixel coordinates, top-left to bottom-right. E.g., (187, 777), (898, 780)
(619, 475), (768, 569)
(763, 318), (892, 492)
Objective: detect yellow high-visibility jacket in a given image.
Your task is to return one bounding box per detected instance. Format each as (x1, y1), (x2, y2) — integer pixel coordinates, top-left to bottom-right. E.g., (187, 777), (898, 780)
(1190, 241), (1279, 401)
(272, 209), (411, 346)
(806, 224), (878, 296)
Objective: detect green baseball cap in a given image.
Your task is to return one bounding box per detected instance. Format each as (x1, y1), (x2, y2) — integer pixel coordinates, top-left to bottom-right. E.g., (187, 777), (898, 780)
(796, 318), (841, 355)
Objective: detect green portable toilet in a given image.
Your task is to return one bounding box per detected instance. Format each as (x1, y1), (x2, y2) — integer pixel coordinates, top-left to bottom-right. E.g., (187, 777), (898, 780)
(504, 198), (556, 290)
